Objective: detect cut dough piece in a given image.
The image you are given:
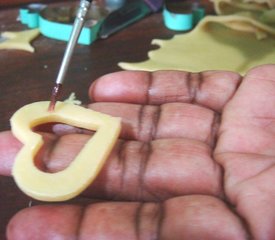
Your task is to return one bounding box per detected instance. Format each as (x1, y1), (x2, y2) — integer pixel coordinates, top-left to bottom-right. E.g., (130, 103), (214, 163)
(0, 29), (40, 52)
(11, 101), (121, 202)
(119, 15), (275, 75)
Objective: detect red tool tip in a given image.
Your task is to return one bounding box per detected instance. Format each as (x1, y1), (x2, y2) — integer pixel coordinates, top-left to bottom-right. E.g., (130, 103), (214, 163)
(48, 83), (62, 112)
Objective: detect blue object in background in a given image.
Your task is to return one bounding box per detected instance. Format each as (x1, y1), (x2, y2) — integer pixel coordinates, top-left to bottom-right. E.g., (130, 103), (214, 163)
(105, 0), (126, 11)
(163, 8), (193, 31)
(163, 0), (205, 31)
(19, 4), (103, 45)
(19, 3), (46, 28)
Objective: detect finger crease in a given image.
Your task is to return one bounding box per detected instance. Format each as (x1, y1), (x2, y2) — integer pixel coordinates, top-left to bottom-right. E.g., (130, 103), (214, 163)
(187, 72), (202, 104)
(134, 202), (166, 240)
(116, 140), (128, 200)
(137, 105), (145, 141)
(137, 142), (152, 200)
(134, 202), (144, 240)
(155, 202), (165, 240)
(137, 105), (161, 142)
(151, 106), (161, 141)
(208, 112), (221, 148)
(75, 205), (87, 240)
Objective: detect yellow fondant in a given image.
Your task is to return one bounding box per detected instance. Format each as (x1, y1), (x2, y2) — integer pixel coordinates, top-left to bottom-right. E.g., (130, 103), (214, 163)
(0, 29), (40, 52)
(119, 15), (275, 75)
(11, 101), (121, 202)
(211, 0), (275, 15)
(119, 0), (275, 75)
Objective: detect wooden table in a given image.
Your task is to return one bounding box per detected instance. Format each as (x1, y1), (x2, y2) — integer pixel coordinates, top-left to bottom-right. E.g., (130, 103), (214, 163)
(0, 2), (179, 239)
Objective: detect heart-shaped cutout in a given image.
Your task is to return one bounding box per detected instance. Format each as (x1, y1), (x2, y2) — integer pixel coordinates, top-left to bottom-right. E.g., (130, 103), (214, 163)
(11, 101), (121, 202)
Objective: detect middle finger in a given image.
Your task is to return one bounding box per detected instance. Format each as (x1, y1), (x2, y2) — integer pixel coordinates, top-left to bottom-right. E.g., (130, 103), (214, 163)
(38, 135), (223, 201)
(86, 102), (220, 145)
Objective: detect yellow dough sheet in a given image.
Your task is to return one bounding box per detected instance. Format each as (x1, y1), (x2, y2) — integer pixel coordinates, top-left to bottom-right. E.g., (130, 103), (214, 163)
(119, 1), (275, 75)
(212, 0), (275, 15)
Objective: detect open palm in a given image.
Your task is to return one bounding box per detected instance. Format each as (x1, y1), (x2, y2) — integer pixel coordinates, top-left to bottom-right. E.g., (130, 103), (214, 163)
(1, 64), (275, 239)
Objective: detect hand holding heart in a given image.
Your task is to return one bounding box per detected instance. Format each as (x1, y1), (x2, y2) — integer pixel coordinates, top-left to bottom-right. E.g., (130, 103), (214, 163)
(1, 65), (275, 239)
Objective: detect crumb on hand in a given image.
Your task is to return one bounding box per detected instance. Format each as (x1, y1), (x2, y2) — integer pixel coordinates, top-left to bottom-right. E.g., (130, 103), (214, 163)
(64, 92), (82, 105)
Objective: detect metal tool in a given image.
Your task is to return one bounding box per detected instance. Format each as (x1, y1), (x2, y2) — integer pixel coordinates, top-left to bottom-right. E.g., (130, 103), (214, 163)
(99, 0), (163, 39)
(48, 0), (93, 111)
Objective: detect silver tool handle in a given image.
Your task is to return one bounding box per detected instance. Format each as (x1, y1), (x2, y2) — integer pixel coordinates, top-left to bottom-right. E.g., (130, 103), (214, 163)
(56, 0), (91, 85)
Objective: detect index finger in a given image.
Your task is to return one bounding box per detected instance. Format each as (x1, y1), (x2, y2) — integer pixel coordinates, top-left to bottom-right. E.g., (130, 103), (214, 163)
(89, 70), (242, 112)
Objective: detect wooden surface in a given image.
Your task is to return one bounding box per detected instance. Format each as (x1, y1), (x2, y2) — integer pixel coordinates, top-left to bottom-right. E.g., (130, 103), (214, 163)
(0, 0), (40, 8)
(0, 2), (178, 239)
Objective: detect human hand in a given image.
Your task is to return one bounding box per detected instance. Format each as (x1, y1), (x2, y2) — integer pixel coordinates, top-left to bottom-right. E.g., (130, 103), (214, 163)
(1, 64), (275, 239)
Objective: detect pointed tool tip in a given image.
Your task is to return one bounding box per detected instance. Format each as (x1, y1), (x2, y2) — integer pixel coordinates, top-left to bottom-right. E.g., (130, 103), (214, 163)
(48, 99), (56, 112)
(48, 83), (62, 112)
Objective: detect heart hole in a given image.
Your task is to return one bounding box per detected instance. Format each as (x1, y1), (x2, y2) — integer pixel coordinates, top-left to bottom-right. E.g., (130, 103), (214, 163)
(32, 122), (93, 173)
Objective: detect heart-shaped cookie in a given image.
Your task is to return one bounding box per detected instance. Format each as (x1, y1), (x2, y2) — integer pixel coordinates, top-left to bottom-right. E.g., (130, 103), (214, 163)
(10, 101), (121, 202)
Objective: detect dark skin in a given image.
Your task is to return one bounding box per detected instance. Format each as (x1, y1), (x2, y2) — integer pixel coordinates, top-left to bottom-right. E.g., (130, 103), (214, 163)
(1, 64), (275, 239)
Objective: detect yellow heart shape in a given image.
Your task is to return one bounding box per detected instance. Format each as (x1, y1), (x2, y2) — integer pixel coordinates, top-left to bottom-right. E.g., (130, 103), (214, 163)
(10, 101), (121, 202)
